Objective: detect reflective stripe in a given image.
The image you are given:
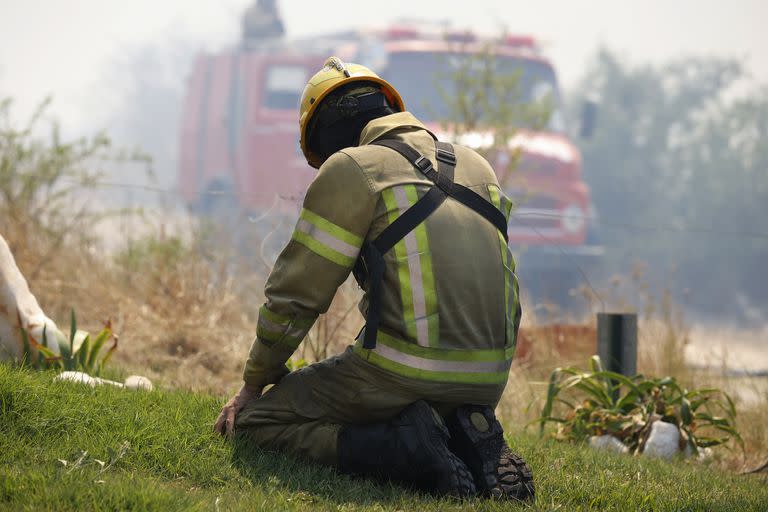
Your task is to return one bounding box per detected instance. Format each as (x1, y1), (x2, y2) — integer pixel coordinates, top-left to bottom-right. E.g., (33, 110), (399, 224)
(257, 316), (308, 340)
(500, 195), (513, 220)
(489, 185), (516, 349)
(353, 329), (512, 384)
(291, 208), (363, 267)
(296, 219), (359, 258)
(393, 187), (429, 346)
(259, 305), (291, 326)
(382, 185), (439, 347)
(374, 342), (509, 373)
(256, 305), (313, 348)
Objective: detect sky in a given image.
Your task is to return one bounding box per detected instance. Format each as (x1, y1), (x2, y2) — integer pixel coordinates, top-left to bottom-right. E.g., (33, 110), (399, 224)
(0, 0), (766, 133)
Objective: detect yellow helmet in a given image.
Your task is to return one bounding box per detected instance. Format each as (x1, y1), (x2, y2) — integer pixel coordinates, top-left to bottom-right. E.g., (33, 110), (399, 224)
(299, 56), (405, 169)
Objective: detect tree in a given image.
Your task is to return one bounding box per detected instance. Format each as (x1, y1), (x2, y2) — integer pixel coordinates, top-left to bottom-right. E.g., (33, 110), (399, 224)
(432, 40), (552, 184)
(569, 49), (768, 318)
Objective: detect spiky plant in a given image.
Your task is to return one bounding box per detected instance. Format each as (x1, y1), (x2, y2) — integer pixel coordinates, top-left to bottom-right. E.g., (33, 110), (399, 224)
(19, 309), (117, 376)
(538, 356), (742, 455)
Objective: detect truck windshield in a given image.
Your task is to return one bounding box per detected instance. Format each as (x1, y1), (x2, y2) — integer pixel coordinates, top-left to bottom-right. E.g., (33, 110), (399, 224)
(263, 65), (307, 110)
(380, 51), (565, 133)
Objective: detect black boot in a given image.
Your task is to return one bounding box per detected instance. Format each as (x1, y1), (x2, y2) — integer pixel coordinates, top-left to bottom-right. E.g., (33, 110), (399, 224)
(337, 400), (476, 497)
(445, 405), (535, 502)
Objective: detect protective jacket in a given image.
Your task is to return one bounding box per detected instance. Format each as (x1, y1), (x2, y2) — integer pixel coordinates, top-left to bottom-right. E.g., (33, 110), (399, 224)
(243, 112), (520, 389)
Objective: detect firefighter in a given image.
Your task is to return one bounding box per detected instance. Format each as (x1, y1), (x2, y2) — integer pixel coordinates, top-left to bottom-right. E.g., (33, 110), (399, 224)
(215, 56), (534, 500)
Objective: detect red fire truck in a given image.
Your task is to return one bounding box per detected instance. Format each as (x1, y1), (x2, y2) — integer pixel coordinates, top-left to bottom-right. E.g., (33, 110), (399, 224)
(178, 27), (602, 308)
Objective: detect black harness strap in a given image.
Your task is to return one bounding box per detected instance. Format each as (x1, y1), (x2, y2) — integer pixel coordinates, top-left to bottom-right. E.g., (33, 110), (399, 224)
(372, 139), (509, 241)
(355, 139), (508, 349)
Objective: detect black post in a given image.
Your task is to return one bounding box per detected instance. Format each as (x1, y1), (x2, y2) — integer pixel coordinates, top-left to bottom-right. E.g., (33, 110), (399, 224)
(597, 313), (638, 399)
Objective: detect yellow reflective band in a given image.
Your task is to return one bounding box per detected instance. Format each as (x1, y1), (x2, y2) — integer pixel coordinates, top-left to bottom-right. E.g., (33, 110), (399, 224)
(405, 185), (439, 348)
(353, 330), (512, 384)
(381, 185), (439, 347)
(256, 305), (313, 348)
(489, 185), (515, 349)
(259, 305), (291, 326)
(291, 208), (363, 267)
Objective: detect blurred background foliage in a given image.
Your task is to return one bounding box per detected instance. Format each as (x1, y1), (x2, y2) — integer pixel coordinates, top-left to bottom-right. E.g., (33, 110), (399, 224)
(570, 49), (767, 321)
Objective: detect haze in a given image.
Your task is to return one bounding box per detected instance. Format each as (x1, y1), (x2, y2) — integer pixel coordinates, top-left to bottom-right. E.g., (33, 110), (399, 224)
(0, 0), (765, 133)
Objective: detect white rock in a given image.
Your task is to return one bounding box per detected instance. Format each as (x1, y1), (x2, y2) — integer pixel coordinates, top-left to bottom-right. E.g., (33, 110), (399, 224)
(683, 443), (713, 461)
(643, 421), (680, 459)
(55, 371), (96, 387)
(123, 375), (153, 391)
(92, 377), (124, 388)
(589, 435), (629, 454)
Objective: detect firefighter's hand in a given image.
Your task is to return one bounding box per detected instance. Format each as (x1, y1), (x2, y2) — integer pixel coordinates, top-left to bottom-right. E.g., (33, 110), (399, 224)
(214, 383), (261, 438)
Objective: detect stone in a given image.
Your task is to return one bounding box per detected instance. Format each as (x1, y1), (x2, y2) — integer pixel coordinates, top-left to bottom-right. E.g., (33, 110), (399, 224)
(642, 421), (680, 459)
(588, 435), (629, 454)
(124, 375), (153, 391)
(55, 371), (96, 387)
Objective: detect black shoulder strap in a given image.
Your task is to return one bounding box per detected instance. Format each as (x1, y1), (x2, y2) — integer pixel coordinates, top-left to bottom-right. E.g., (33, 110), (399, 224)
(372, 139), (509, 241)
(356, 138), (509, 349)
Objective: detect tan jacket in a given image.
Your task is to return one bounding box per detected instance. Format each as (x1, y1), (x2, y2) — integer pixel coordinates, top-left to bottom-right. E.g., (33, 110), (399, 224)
(243, 112), (519, 388)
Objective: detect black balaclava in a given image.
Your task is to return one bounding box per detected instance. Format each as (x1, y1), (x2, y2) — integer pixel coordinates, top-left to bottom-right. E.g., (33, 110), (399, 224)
(308, 82), (397, 164)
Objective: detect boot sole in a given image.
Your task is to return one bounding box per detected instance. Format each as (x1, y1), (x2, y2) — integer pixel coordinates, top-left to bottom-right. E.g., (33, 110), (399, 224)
(495, 447), (535, 502)
(446, 405), (535, 502)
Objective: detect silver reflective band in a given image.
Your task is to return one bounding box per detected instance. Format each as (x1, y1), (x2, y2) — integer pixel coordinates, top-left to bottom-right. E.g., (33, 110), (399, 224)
(505, 244), (515, 323)
(258, 316), (308, 339)
(373, 342), (511, 374)
(393, 186), (431, 347)
(296, 219), (360, 258)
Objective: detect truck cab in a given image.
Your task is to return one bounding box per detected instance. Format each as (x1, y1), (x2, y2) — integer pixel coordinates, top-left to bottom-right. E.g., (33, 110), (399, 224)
(357, 27), (603, 308)
(179, 49), (323, 218)
(178, 27), (602, 309)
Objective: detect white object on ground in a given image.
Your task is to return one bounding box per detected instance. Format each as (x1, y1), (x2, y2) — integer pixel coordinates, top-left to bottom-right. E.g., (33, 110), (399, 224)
(55, 371), (97, 387)
(588, 435), (629, 454)
(643, 421), (681, 459)
(0, 235), (64, 360)
(92, 377), (124, 387)
(55, 371), (153, 391)
(123, 375), (153, 391)
(683, 443), (713, 461)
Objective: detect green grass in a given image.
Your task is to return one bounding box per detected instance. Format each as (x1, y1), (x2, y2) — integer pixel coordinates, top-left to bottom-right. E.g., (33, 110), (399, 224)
(1, 365), (765, 511)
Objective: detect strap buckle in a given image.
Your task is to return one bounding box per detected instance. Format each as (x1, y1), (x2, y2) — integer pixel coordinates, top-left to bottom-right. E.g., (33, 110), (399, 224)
(413, 156), (433, 173)
(435, 147), (456, 165)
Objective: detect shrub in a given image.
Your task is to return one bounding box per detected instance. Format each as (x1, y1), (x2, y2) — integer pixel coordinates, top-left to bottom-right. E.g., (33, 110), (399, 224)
(538, 356), (743, 455)
(20, 309), (117, 375)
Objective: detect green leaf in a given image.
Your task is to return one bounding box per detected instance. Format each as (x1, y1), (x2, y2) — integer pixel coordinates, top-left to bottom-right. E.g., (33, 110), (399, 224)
(723, 392), (737, 419)
(60, 309), (78, 370)
(69, 308), (77, 349)
(19, 327), (32, 368)
(87, 328), (111, 370)
(681, 397), (693, 425)
(77, 335), (91, 370)
(592, 370), (643, 394)
(96, 336), (119, 376)
(58, 329), (72, 360)
(681, 426), (699, 456)
(695, 436), (730, 448)
(539, 368), (562, 435)
(694, 412), (730, 426)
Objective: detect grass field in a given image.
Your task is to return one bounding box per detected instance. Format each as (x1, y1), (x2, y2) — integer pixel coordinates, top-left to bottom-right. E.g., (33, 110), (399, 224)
(1, 364), (766, 512)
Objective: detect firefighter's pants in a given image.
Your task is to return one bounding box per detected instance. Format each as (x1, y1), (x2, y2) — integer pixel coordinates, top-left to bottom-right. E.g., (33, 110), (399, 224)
(234, 346), (507, 466)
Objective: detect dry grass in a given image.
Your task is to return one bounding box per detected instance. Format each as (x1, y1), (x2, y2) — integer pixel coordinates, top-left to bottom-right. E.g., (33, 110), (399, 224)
(4, 210), (264, 394)
(497, 281), (768, 474)
(6, 205), (768, 473)
(3, 98), (764, 481)
(3, 196), (766, 474)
